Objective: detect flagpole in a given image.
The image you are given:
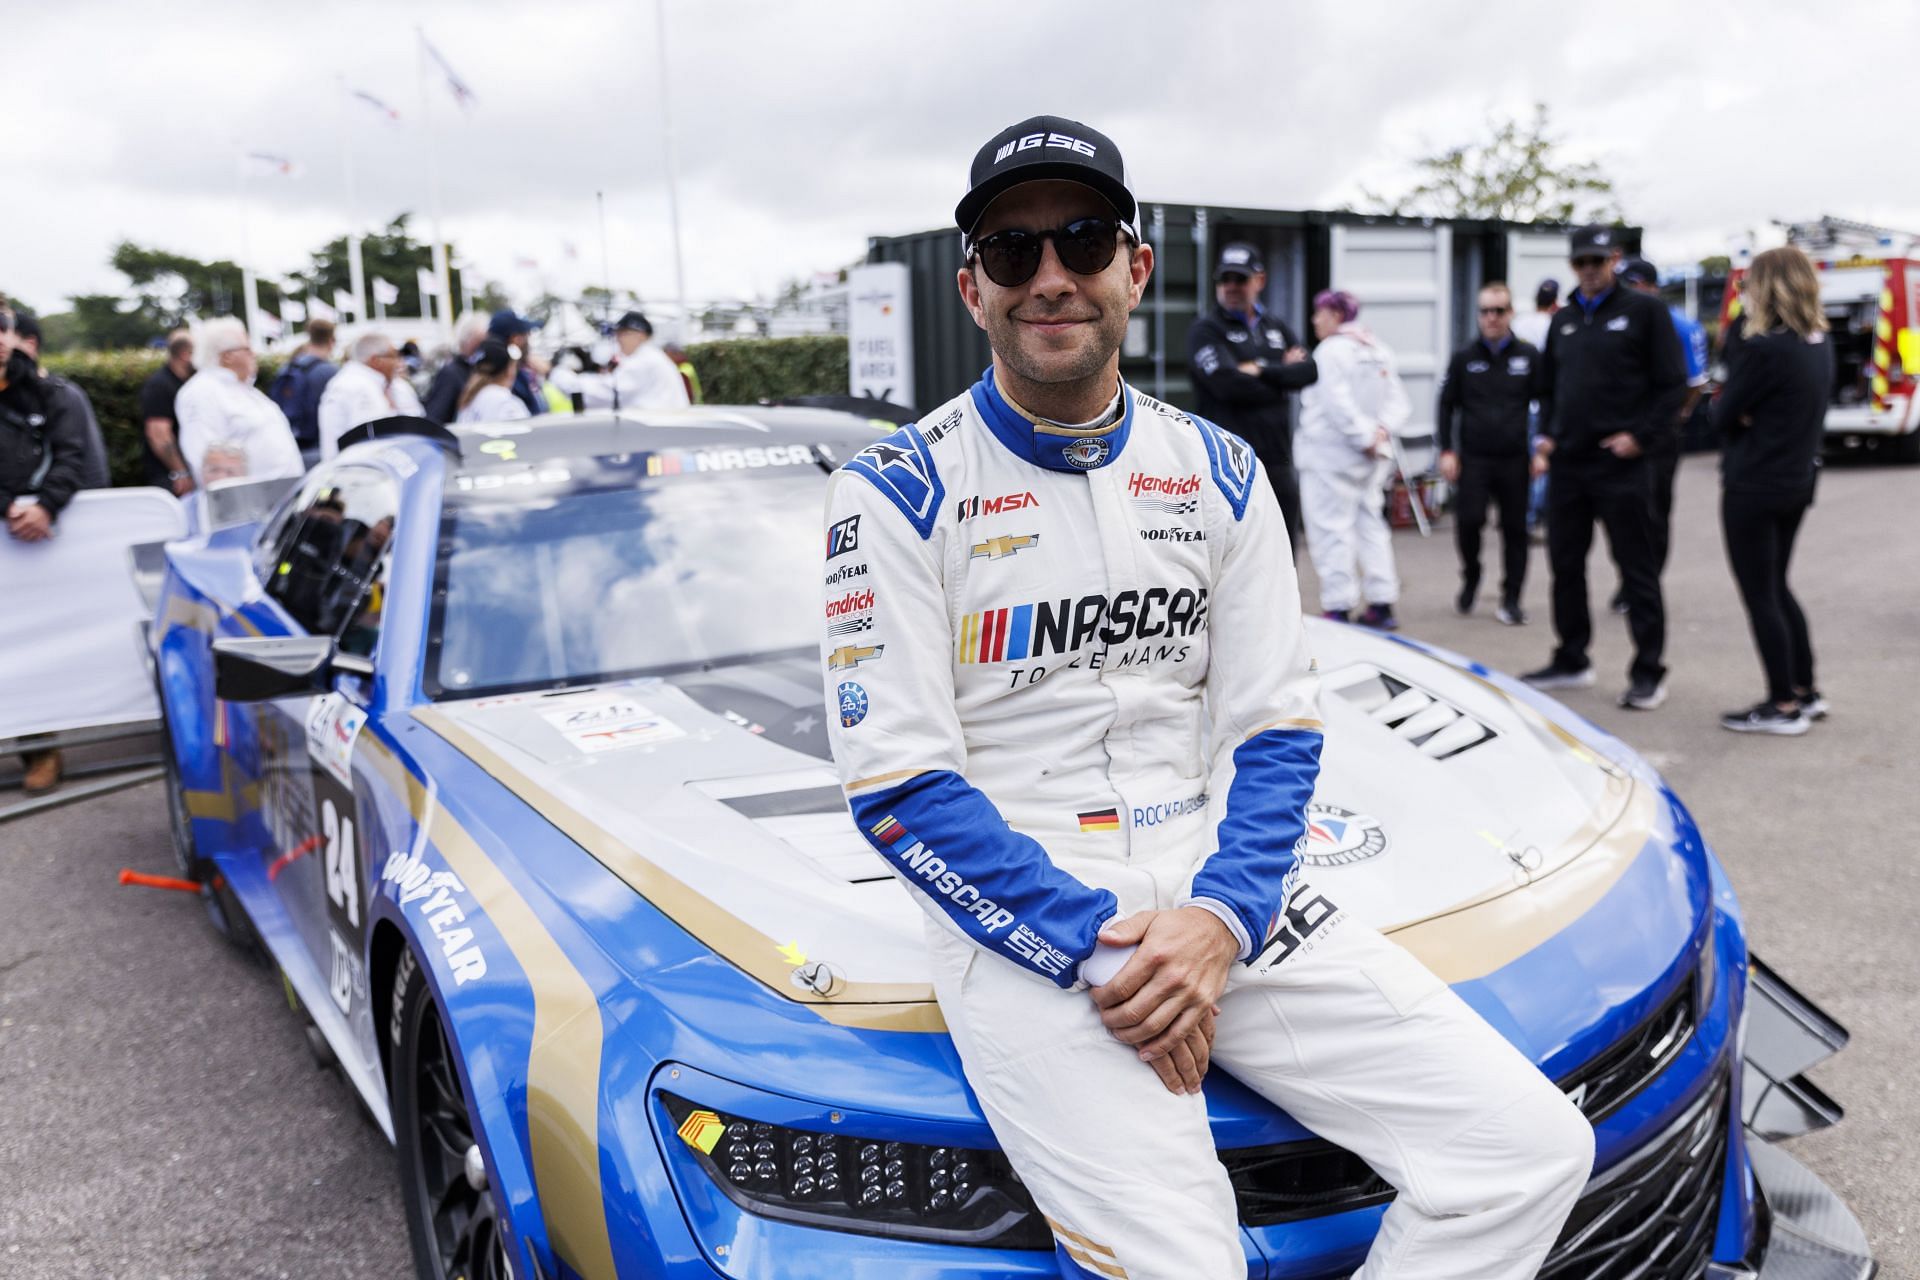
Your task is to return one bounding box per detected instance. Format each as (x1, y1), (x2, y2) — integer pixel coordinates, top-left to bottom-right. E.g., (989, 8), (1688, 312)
(233, 153), (264, 352)
(653, 0), (688, 340)
(336, 74), (369, 325)
(596, 190), (613, 320)
(415, 28), (453, 338)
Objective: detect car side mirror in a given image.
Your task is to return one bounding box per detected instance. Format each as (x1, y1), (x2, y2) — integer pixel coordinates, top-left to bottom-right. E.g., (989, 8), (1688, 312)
(212, 635), (372, 702)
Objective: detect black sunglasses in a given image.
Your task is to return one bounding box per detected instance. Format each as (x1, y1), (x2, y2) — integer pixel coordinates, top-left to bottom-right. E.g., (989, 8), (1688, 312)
(970, 217), (1127, 288)
(1570, 255), (1609, 268)
(1479, 305), (1510, 315)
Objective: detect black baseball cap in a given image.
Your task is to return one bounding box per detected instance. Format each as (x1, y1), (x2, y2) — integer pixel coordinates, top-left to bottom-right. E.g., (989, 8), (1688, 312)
(955, 115), (1137, 246)
(10, 312), (40, 342)
(613, 310), (653, 334)
(1569, 225), (1623, 260)
(488, 308), (537, 339)
(1534, 279), (1560, 308)
(1214, 243), (1266, 280)
(1618, 257), (1659, 286)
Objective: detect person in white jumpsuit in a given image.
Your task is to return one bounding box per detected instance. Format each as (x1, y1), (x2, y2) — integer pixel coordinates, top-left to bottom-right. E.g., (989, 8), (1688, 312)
(1296, 291), (1411, 628)
(822, 114), (1592, 1280)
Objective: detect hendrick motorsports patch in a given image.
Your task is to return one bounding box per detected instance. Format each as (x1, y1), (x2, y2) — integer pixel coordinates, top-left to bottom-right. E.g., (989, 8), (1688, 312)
(1297, 803), (1388, 867)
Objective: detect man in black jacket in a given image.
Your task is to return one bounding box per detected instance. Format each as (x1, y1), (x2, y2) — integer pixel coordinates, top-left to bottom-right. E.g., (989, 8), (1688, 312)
(1186, 243), (1317, 545)
(1524, 226), (1688, 709)
(0, 325), (92, 795)
(1437, 282), (1540, 625)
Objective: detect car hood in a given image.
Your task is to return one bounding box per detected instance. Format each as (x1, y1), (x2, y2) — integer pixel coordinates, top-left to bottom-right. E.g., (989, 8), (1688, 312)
(415, 620), (1669, 1025)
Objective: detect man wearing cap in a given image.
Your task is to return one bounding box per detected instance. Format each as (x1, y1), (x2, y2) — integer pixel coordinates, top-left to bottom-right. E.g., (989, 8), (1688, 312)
(1513, 278), (1560, 351)
(823, 114), (1592, 1280)
(1616, 257), (1708, 602)
(1437, 281), (1542, 624)
(1525, 227), (1688, 710)
(1186, 244), (1316, 545)
(580, 310), (690, 411)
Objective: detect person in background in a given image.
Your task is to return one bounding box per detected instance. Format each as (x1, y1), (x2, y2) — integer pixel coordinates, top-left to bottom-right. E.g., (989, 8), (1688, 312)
(1512, 278), (1560, 349)
(1, 308), (93, 796)
(139, 330), (197, 495)
(582, 310), (691, 410)
(1186, 242), (1317, 546)
(1437, 282), (1539, 625)
(662, 341), (702, 404)
(1295, 288), (1410, 628)
(454, 339), (532, 425)
(1613, 257), (1709, 612)
(174, 317), (304, 485)
(423, 311), (492, 423)
(8, 312), (109, 489)
(487, 309), (547, 416)
(268, 318), (339, 464)
(1523, 226), (1687, 710)
(1711, 247), (1833, 736)
(318, 333), (415, 459)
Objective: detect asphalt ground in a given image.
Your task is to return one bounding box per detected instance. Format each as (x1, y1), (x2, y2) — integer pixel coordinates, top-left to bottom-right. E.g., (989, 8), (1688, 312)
(0, 451), (1913, 1278)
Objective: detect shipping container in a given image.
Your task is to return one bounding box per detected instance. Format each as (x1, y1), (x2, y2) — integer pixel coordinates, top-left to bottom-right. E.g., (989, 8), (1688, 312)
(869, 207), (1629, 449)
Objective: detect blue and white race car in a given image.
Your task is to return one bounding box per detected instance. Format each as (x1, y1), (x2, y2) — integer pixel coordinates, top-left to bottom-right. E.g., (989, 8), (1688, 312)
(148, 408), (1876, 1279)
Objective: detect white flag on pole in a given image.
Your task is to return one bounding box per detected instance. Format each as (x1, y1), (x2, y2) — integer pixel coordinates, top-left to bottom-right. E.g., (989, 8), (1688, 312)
(281, 296), (307, 324)
(373, 278), (401, 306)
(417, 267), (441, 298)
(334, 289), (358, 315)
(308, 297), (338, 322)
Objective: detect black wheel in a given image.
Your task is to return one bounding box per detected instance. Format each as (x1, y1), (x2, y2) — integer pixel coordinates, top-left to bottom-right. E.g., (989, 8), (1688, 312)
(392, 948), (515, 1280)
(1884, 430), (1920, 465)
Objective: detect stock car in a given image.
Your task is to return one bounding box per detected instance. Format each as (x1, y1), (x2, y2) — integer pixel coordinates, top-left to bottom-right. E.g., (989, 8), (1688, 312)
(146, 406), (1877, 1280)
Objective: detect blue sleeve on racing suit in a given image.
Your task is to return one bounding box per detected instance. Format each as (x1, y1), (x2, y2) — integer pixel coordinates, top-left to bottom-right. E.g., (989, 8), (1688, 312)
(848, 771), (1119, 988)
(1187, 729), (1324, 954)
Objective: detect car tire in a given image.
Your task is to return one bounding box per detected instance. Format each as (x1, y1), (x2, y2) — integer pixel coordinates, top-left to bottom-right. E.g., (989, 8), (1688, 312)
(391, 948), (515, 1280)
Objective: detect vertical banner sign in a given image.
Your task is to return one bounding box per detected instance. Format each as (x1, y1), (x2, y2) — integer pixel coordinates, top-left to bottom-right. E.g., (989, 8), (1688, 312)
(848, 263), (914, 408)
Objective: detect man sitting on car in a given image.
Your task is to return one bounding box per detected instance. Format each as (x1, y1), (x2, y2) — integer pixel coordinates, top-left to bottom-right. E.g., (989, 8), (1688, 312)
(821, 116), (1595, 1279)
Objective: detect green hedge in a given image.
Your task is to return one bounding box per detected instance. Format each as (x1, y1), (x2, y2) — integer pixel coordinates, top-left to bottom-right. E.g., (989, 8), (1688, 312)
(43, 337), (848, 489)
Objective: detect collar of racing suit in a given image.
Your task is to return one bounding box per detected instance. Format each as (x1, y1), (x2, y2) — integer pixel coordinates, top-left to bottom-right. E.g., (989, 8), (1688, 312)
(970, 367), (1133, 472)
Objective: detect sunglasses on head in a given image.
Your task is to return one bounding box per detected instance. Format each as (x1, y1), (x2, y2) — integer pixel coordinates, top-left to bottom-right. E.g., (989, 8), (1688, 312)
(969, 217), (1127, 288)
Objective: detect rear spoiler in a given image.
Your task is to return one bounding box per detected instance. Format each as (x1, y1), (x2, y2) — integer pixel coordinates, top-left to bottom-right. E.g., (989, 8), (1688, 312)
(338, 415), (461, 454)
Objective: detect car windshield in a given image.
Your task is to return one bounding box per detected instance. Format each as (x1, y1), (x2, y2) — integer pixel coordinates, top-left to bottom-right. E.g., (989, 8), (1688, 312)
(428, 448), (829, 698)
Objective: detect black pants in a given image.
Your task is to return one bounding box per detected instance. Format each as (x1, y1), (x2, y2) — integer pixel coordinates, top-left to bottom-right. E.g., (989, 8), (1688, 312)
(1454, 454), (1530, 603)
(1547, 459), (1665, 684)
(1722, 487), (1815, 704)
(1649, 448), (1680, 576)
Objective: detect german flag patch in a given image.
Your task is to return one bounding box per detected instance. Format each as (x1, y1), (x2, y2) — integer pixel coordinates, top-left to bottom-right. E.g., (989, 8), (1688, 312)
(1077, 809), (1121, 833)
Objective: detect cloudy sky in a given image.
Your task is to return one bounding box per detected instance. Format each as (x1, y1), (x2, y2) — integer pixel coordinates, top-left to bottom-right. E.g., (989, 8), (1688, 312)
(5, 0), (1917, 318)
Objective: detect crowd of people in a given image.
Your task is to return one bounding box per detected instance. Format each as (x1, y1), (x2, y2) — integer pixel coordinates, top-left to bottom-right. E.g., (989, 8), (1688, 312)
(1184, 226), (1835, 736)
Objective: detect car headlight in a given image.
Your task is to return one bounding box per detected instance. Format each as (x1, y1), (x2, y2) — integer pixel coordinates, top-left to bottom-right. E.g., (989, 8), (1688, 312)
(660, 1093), (1050, 1249)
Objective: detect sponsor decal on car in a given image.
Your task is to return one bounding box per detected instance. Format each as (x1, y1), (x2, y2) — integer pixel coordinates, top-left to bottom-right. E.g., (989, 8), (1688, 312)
(380, 849), (489, 985)
(305, 692), (366, 788)
(836, 681), (870, 727)
(642, 444), (822, 475)
(540, 695), (687, 754)
(970, 533), (1039, 561)
(1297, 803), (1389, 867)
(453, 465), (574, 492)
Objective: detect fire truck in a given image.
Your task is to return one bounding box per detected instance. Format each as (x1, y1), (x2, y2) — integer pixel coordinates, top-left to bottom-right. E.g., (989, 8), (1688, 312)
(1720, 216), (1920, 462)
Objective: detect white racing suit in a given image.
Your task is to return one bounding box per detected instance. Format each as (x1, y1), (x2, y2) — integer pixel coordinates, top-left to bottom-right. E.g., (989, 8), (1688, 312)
(823, 371), (1592, 1279)
(1297, 325), (1412, 614)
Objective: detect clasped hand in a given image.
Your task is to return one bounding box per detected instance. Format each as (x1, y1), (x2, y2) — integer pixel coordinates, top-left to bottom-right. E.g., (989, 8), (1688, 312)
(1087, 906), (1239, 1095)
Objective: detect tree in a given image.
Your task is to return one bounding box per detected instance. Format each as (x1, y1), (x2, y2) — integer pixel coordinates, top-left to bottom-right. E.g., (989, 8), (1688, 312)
(1362, 104), (1621, 224)
(287, 214), (503, 321)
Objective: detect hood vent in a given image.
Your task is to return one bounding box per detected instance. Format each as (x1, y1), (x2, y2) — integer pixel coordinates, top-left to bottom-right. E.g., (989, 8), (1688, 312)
(1325, 666), (1497, 760)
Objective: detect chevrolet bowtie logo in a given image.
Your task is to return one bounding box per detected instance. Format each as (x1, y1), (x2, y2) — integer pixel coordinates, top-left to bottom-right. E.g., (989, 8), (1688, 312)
(970, 534), (1040, 560)
(827, 643), (884, 670)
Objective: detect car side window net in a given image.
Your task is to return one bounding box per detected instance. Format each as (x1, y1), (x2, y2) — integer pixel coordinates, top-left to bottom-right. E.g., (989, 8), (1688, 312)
(262, 465), (400, 653)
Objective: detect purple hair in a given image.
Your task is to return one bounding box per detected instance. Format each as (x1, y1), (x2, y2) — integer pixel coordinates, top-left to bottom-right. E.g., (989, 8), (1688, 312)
(1313, 289), (1360, 323)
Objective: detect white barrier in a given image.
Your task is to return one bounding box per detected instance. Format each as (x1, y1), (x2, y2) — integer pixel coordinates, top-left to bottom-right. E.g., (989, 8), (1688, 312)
(0, 488), (188, 741)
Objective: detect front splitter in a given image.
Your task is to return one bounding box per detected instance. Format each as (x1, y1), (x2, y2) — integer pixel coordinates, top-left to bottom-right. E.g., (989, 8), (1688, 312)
(1714, 1138), (1877, 1279)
